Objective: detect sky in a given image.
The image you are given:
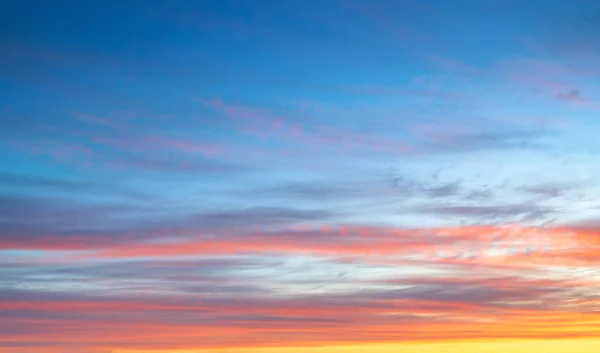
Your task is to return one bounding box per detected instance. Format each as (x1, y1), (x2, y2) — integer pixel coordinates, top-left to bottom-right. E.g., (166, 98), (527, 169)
(2, 0), (600, 352)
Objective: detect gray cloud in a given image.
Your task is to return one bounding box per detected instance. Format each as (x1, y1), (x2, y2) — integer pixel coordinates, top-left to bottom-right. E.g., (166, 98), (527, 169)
(557, 89), (586, 102)
(0, 256), (284, 305)
(411, 202), (556, 224)
(369, 275), (569, 310)
(189, 207), (336, 229)
(0, 173), (93, 190)
(521, 185), (565, 199)
(107, 154), (244, 174)
(256, 181), (364, 199)
(421, 128), (547, 155)
(0, 191), (335, 251)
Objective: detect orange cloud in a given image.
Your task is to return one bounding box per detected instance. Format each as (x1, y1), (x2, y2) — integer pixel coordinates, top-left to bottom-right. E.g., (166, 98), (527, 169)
(3, 224), (597, 264)
(3, 224), (600, 350)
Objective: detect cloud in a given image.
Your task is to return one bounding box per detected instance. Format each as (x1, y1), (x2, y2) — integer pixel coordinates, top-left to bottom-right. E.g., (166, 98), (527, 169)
(0, 192), (337, 252)
(521, 185), (568, 199)
(2, 185), (600, 349)
(2, 268), (600, 351)
(200, 98), (414, 156)
(104, 154), (243, 174)
(2, 220), (596, 269)
(370, 275), (580, 308)
(200, 96), (551, 160)
(0, 256), (281, 298)
(6, 105), (253, 176)
(0, 195), (137, 231)
(411, 202), (556, 224)
(557, 89), (587, 102)
(419, 129), (544, 154)
(259, 181), (364, 199)
(0, 173), (154, 202)
(188, 207), (336, 229)
(0, 173), (94, 192)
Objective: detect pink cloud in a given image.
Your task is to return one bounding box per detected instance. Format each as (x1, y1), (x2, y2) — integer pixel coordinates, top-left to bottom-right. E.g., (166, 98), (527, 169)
(201, 98), (414, 155)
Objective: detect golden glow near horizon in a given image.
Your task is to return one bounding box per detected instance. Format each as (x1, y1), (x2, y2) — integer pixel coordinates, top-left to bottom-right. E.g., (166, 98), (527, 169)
(117, 339), (600, 353)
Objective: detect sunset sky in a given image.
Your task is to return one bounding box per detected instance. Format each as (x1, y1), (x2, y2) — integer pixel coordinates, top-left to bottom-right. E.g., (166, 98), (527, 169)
(2, 0), (600, 352)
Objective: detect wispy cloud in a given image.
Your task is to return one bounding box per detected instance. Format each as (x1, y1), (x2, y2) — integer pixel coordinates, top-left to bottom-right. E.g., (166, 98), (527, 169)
(557, 89), (587, 102)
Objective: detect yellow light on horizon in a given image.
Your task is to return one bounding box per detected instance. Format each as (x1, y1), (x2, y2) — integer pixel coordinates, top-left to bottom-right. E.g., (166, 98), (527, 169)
(116, 338), (600, 353)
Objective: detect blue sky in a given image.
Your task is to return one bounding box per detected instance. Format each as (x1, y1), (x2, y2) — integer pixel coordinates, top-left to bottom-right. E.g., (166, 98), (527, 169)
(3, 1), (600, 352)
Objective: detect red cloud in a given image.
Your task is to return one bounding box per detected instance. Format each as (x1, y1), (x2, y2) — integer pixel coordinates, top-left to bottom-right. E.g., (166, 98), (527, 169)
(2, 224), (599, 267)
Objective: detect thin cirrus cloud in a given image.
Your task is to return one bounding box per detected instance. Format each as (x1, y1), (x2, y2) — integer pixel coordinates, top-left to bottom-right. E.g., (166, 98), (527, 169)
(3, 0), (600, 352)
